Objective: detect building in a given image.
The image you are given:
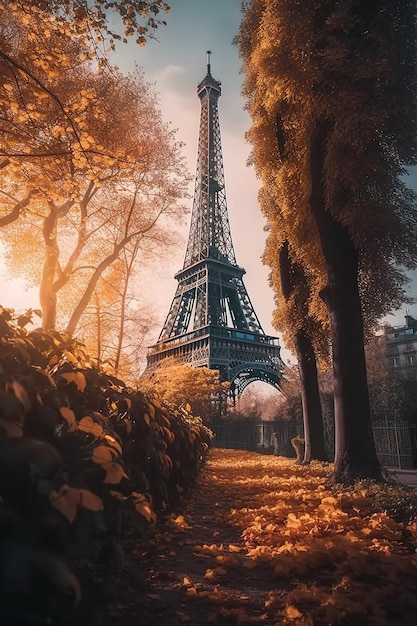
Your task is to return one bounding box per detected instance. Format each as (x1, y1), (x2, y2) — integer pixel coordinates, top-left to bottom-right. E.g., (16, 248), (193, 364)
(144, 55), (284, 397)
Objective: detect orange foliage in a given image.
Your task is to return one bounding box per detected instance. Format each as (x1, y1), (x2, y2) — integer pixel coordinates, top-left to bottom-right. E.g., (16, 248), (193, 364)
(158, 449), (417, 625)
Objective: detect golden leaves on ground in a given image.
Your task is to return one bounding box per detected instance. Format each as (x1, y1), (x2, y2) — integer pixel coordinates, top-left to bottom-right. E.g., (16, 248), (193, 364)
(158, 449), (417, 625)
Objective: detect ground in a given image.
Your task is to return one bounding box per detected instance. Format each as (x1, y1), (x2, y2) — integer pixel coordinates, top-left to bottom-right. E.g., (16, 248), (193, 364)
(81, 448), (417, 626)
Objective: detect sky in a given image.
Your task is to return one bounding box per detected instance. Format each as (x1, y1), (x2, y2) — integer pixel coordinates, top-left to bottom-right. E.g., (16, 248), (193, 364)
(112, 0), (417, 350)
(113, 1), (284, 353)
(2, 0), (417, 363)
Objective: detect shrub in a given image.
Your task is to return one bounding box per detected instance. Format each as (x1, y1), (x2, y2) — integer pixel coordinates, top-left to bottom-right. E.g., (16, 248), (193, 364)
(0, 307), (213, 623)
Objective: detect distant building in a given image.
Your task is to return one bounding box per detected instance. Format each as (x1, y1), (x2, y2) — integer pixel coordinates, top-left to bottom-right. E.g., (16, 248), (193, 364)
(384, 315), (417, 376)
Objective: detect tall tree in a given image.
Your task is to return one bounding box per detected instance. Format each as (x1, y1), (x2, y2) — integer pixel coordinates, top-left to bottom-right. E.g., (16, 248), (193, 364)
(261, 186), (328, 463)
(2, 54), (189, 331)
(237, 0), (417, 483)
(276, 240), (327, 463)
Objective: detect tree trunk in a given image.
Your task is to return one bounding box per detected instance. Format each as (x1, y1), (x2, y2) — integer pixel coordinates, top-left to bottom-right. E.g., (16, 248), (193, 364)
(39, 209), (58, 330)
(294, 329), (327, 463)
(279, 242), (327, 463)
(65, 239), (129, 336)
(309, 122), (382, 484)
(114, 248), (136, 375)
(94, 291), (102, 365)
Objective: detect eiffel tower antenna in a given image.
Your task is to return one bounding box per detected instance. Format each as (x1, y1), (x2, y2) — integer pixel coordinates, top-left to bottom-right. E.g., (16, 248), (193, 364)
(144, 55), (283, 397)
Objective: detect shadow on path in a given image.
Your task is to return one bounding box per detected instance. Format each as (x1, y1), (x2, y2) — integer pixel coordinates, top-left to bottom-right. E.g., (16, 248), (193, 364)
(119, 449), (284, 625)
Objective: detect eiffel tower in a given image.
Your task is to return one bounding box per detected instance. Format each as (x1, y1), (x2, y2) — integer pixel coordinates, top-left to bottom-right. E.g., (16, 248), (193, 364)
(145, 53), (283, 397)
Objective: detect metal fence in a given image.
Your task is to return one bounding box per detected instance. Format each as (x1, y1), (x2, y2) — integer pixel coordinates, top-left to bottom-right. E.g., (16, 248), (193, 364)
(210, 420), (417, 469)
(372, 425), (417, 469)
(210, 420), (303, 458)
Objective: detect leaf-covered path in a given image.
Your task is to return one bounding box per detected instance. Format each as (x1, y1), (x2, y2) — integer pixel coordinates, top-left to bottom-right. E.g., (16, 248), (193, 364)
(139, 449), (279, 625)
(118, 448), (417, 626)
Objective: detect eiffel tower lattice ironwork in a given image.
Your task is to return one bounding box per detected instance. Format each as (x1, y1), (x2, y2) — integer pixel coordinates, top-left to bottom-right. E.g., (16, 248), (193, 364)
(145, 53), (284, 396)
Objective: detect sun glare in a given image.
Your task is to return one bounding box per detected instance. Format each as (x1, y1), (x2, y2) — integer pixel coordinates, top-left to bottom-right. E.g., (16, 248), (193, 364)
(0, 275), (39, 313)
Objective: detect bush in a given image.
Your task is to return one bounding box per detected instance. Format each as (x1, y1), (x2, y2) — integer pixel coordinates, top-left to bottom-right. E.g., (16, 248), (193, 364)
(0, 307), (213, 623)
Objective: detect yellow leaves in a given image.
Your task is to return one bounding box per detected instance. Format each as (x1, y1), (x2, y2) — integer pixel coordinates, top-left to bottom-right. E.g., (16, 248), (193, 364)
(133, 492), (156, 523)
(59, 406), (77, 432)
(171, 514), (190, 529)
(228, 544), (242, 553)
(104, 434), (123, 456)
(60, 371), (86, 391)
(92, 444), (113, 464)
(91, 444), (127, 483)
(78, 415), (103, 438)
(215, 553), (240, 569)
(319, 495), (338, 509)
(185, 585), (198, 598)
(50, 484), (103, 523)
(286, 512), (302, 528)
(285, 604), (303, 619)
(102, 462), (128, 484)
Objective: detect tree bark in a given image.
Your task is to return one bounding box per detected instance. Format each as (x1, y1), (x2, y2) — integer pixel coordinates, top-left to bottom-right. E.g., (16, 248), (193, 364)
(279, 242), (327, 463)
(65, 235), (135, 336)
(39, 209), (59, 330)
(294, 329), (327, 463)
(0, 191), (35, 229)
(309, 122), (382, 484)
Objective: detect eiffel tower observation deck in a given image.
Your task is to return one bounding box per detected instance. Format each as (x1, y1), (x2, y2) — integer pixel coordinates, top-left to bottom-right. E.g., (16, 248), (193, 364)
(145, 53), (283, 396)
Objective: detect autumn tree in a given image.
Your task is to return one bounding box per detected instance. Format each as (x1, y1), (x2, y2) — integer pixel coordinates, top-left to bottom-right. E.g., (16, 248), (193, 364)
(278, 364), (303, 424)
(262, 191), (328, 463)
(2, 35), (189, 332)
(0, 0), (170, 216)
(237, 0), (417, 483)
(139, 363), (230, 424)
(227, 382), (283, 421)
(75, 252), (157, 382)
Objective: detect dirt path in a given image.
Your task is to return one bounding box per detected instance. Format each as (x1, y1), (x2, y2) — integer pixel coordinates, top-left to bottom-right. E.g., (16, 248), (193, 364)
(118, 448), (283, 625)
(101, 449), (417, 626)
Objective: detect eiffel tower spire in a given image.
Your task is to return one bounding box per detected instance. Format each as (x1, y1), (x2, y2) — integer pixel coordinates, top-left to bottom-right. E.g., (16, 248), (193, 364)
(145, 55), (283, 396)
(183, 50), (237, 269)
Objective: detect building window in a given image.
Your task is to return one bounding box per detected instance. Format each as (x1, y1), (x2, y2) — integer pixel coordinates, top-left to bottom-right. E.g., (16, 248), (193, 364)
(391, 357), (398, 368)
(406, 355), (415, 365)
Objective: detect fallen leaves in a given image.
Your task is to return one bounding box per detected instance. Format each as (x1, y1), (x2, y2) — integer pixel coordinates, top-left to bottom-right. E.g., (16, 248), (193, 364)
(147, 449), (417, 625)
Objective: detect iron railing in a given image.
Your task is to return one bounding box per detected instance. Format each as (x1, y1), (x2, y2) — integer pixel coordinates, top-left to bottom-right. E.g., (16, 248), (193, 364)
(210, 421), (417, 470)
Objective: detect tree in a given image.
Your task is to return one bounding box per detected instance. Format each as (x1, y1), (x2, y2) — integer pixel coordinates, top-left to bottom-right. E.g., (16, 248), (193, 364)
(139, 363), (230, 424)
(2, 54), (189, 332)
(276, 239), (327, 462)
(236, 0), (417, 483)
(0, 0), (170, 208)
(365, 331), (417, 427)
(1, 1), (187, 384)
(227, 382), (283, 421)
(261, 188), (327, 463)
(277, 364), (303, 423)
